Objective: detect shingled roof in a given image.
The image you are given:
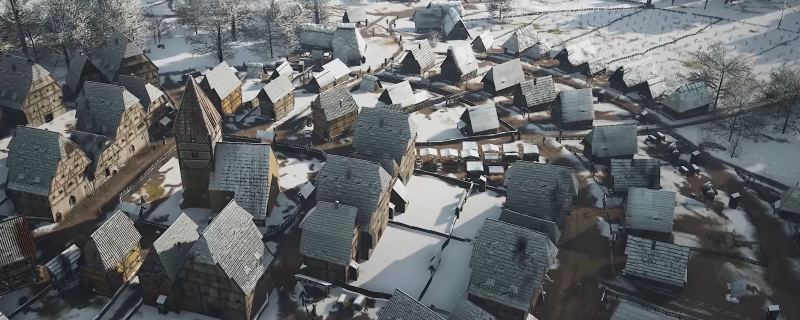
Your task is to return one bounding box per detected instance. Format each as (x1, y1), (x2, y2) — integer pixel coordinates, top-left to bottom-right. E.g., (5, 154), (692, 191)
(406, 41), (436, 72)
(378, 289), (444, 320)
(359, 75), (382, 92)
(441, 8), (465, 38)
(625, 188), (676, 234)
(616, 58), (660, 88)
(609, 157), (661, 192)
(353, 106), (417, 164)
(84, 211), (141, 271)
(140, 213), (200, 282)
(583, 125), (637, 158)
(462, 104), (500, 133)
(413, 7), (443, 30)
(562, 40), (598, 66)
(209, 142), (275, 221)
(202, 61), (241, 102)
(662, 82), (713, 113)
(502, 24), (540, 54)
(344, 7), (367, 22)
(472, 30), (495, 51)
(0, 216), (36, 267)
(316, 155), (392, 229)
(261, 74), (294, 103)
(379, 81), (417, 108)
(0, 55), (53, 110)
(80, 31), (138, 85)
(117, 75), (165, 111)
(349, 152), (398, 177)
(314, 59), (351, 88)
(516, 76), (556, 108)
(505, 161), (577, 227)
(299, 201), (358, 266)
(446, 45), (478, 76)
(448, 296), (496, 320)
(7, 127), (84, 196)
(623, 236), (690, 287)
(557, 89), (594, 123)
(69, 131), (114, 179)
(187, 200), (275, 294)
(332, 24), (367, 64)
(780, 187), (800, 215)
(469, 219), (557, 312)
(612, 301), (677, 320)
(313, 85), (359, 121)
(524, 40), (552, 59)
(482, 59), (524, 92)
(76, 81), (141, 140)
(499, 209), (561, 244)
(175, 77), (222, 137)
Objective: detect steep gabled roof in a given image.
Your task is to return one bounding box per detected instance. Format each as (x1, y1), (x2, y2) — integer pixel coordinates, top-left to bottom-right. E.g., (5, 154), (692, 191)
(462, 103), (500, 133)
(482, 59), (524, 91)
(661, 82), (713, 113)
(85, 31), (135, 83)
(316, 155), (392, 229)
(314, 59), (351, 88)
(427, 1), (464, 15)
(117, 75), (165, 111)
(332, 24), (367, 64)
(344, 7), (367, 22)
(448, 296), (497, 320)
(609, 157), (661, 192)
(557, 89), (594, 123)
(299, 201), (358, 266)
(7, 127), (82, 196)
(262, 74), (294, 103)
(84, 211), (141, 271)
(562, 40), (598, 66)
(612, 301), (677, 320)
(469, 219), (557, 312)
(379, 81), (417, 108)
(75, 81), (141, 140)
(625, 188), (676, 234)
(140, 213), (200, 282)
(524, 40), (552, 59)
(623, 236), (690, 287)
(0, 55), (52, 110)
(617, 58), (660, 88)
(517, 76), (556, 108)
(298, 24), (336, 49)
(202, 61), (241, 102)
(441, 8), (464, 37)
(175, 77), (222, 137)
(378, 289), (444, 320)
(414, 7), (444, 30)
(187, 200), (274, 294)
(313, 85), (358, 121)
(505, 161), (577, 227)
(446, 45), (478, 76)
(0, 216), (36, 267)
(406, 41), (436, 71)
(502, 25), (540, 53)
(499, 209), (561, 244)
(272, 61), (293, 80)
(69, 131), (114, 179)
(209, 142), (275, 221)
(472, 30), (494, 50)
(583, 125), (637, 158)
(353, 106), (417, 164)
(359, 75), (382, 92)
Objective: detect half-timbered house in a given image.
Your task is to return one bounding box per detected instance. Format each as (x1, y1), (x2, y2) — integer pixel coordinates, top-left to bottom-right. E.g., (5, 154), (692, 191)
(82, 211), (142, 295)
(308, 59), (351, 93)
(440, 45), (479, 86)
(0, 55), (67, 128)
(481, 59), (524, 95)
(299, 201), (360, 282)
(353, 106), (418, 184)
(75, 81), (149, 164)
(139, 213), (200, 313)
(400, 41), (436, 76)
(7, 127), (91, 222)
(117, 75), (172, 136)
(257, 75), (294, 120)
(174, 78), (223, 208)
(65, 30), (160, 96)
(0, 216), (37, 294)
(513, 76), (556, 111)
(179, 200), (275, 320)
(69, 131), (122, 189)
(311, 85), (359, 140)
(199, 61), (243, 114)
(316, 155), (393, 260)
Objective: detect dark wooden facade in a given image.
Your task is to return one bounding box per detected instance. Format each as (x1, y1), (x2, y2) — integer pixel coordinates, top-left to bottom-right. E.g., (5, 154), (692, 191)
(312, 108), (358, 140)
(179, 259), (273, 320)
(0, 216), (37, 294)
(307, 75), (348, 94)
(302, 224), (359, 282)
(119, 54), (161, 89)
(662, 104), (711, 120)
(258, 91), (295, 120)
(82, 244), (142, 296)
(400, 54), (425, 76)
(141, 275), (182, 313)
(440, 53), (478, 86)
(512, 86), (552, 111)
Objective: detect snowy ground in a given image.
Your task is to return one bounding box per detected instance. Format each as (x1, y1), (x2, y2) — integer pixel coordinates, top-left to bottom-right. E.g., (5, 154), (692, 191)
(6, 287), (109, 320)
(130, 305), (220, 320)
(410, 104), (466, 142)
(275, 151), (325, 191)
(129, 157), (182, 202)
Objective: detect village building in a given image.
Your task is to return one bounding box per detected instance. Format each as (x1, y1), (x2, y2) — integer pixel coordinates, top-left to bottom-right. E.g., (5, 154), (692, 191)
(440, 45), (479, 86)
(7, 127), (91, 222)
(442, 8), (469, 40)
(0, 216), (37, 294)
(82, 211), (142, 295)
(499, 209), (561, 244)
(472, 30), (495, 52)
(257, 74), (295, 120)
(0, 55), (67, 128)
(45, 244), (82, 292)
(312, 84), (359, 140)
(522, 142), (539, 162)
(299, 24), (336, 50)
(623, 188), (676, 241)
(608, 58), (667, 100)
(308, 59), (351, 93)
(359, 75), (383, 92)
(481, 59), (525, 95)
(778, 186), (800, 222)
(400, 41), (436, 76)
(582, 124), (638, 162)
(608, 157), (661, 193)
(179, 200), (275, 320)
(554, 40), (604, 76)
(611, 301), (677, 320)
(524, 39), (552, 61)
(413, 1), (464, 32)
(660, 82), (713, 119)
(69, 131), (122, 189)
(174, 78), (223, 208)
(353, 106), (418, 185)
(502, 143), (520, 162)
(553, 88), (594, 130)
(198, 61), (243, 114)
(378, 289), (444, 319)
(349, 152), (399, 182)
(342, 7), (367, 25)
(208, 142), (281, 224)
(501, 25), (540, 57)
(462, 141), (480, 160)
(513, 75), (556, 111)
(468, 219), (557, 320)
(378, 81), (417, 109)
(65, 30), (160, 97)
(458, 104), (499, 135)
(270, 61), (294, 81)
(505, 161), (578, 228)
(316, 155), (393, 260)
(139, 213), (200, 313)
(623, 236), (690, 291)
(332, 24), (367, 66)
(299, 201), (360, 282)
(75, 81), (149, 164)
(449, 295), (497, 320)
(117, 75), (171, 136)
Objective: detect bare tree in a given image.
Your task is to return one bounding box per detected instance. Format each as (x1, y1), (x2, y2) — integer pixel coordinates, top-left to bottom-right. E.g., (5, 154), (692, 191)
(0, 0), (34, 55)
(688, 41), (752, 111)
(173, 0), (202, 34)
(39, 0), (99, 65)
(762, 66), (800, 134)
(144, 9), (166, 44)
(95, 0), (149, 49)
(702, 79), (769, 158)
(487, 0), (514, 20)
(243, 0), (306, 60)
(184, 0), (240, 63)
(301, 0), (331, 24)
(427, 30), (441, 48)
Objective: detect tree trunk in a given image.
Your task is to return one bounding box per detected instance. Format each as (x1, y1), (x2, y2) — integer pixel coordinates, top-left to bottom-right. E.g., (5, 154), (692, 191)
(62, 45), (71, 67)
(314, 3), (321, 24)
(266, 18), (274, 58)
(713, 70), (725, 111)
(728, 110), (739, 141)
(217, 23), (224, 62)
(10, 0), (30, 55)
(231, 16), (237, 40)
(782, 104), (792, 134)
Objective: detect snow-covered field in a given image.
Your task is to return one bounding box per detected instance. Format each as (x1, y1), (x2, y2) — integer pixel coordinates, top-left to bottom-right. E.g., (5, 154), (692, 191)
(410, 104), (466, 142)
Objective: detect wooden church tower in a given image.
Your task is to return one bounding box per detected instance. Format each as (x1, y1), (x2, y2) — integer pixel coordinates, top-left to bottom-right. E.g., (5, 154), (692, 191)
(173, 77), (222, 208)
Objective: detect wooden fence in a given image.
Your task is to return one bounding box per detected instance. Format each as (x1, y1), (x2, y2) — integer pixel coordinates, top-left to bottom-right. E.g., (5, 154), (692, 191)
(118, 148), (177, 204)
(416, 131), (518, 146)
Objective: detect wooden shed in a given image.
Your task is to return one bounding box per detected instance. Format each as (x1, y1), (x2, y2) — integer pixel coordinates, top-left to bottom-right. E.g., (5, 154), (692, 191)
(501, 25), (540, 57)
(400, 41), (436, 76)
(82, 211), (142, 296)
(472, 30), (495, 52)
(269, 61), (294, 81)
(0, 216), (38, 294)
(553, 89), (594, 130)
(311, 85), (359, 140)
(300, 201), (360, 282)
(458, 103), (500, 135)
(199, 61), (243, 114)
(661, 82), (714, 119)
(258, 75), (295, 120)
(0, 55), (67, 128)
(481, 59), (525, 95)
(440, 45), (479, 86)
(513, 76), (556, 111)
(308, 59), (350, 93)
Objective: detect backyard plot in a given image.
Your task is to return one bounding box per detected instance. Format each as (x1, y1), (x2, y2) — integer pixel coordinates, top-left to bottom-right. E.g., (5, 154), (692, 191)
(274, 151), (325, 191)
(128, 157), (182, 202)
(410, 104), (467, 141)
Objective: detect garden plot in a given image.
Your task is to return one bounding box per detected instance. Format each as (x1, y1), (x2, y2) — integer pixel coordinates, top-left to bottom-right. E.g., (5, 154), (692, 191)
(410, 104), (466, 142)
(136, 191), (214, 229)
(308, 287), (387, 319)
(649, 0), (800, 31)
(128, 157), (182, 202)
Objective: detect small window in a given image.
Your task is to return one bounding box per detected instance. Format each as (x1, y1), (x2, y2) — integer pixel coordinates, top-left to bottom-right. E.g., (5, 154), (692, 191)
(45, 113), (54, 123)
(130, 144), (136, 154)
(191, 151), (199, 160)
(69, 195), (76, 206)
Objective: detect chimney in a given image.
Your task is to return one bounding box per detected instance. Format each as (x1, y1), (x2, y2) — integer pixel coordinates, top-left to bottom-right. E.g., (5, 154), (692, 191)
(335, 200), (340, 208)
(631, 158), (635, 167)
(418, 42), (422, 50)
(651, 240), (657, 250)
(448, 46), (454, 54)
